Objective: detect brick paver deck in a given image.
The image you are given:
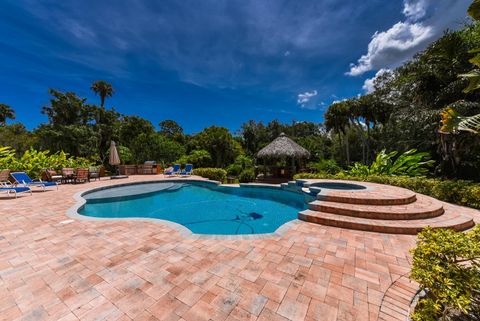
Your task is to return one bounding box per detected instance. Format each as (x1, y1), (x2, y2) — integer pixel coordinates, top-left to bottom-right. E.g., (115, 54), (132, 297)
(0, 176), (476, 321)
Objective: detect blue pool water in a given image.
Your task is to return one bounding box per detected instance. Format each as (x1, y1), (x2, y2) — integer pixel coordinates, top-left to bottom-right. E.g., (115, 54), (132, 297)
(78, 182), (308, 235)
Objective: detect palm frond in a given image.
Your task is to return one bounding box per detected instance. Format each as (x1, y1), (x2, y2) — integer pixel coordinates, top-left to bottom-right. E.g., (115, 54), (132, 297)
(458, 114), (480, 134)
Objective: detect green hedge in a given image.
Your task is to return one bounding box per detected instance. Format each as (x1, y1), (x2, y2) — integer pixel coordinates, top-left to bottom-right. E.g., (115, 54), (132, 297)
(294, 172), (480, 209)
(192, 168), (227, 183)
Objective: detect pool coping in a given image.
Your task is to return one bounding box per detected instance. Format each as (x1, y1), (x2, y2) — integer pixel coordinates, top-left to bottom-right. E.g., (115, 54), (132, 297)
(66, 179), (305, 240)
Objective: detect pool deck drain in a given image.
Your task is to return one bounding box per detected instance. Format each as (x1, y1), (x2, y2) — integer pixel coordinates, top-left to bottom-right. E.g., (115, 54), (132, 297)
(0, 175), (478, 321)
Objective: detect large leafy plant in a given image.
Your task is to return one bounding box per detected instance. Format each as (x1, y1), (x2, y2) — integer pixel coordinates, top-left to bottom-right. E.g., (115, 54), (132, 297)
(459, 0), (480, 93)
(0, 146), (17, 170)
(411, 226), (480, 321)
(307, 159), (342, 175)
(0, 146), (94, 177)
(441, 0), (480, 134)
(348, 149), (435, 177)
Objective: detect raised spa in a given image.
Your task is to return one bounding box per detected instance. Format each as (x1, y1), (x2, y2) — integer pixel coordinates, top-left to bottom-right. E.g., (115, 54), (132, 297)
(78, 181), (309, 235)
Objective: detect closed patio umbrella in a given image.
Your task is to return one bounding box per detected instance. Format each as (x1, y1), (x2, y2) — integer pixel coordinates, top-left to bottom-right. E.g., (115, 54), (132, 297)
(109, 141), (127, 179)
(109, 141), (121, 166)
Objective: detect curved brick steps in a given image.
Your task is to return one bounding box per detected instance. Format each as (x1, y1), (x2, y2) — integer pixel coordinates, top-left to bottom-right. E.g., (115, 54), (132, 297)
(296, 179), (478, 234)
(314, 183), (417, 206)
(298, 208), (474, 234)
(308, 194), (444, 220)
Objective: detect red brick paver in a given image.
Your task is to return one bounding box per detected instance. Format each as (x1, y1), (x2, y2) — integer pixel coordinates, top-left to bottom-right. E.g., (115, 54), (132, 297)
(0, 176), (452, 320)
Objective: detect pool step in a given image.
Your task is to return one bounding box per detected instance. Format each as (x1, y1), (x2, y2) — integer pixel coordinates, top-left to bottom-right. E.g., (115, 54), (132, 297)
(316, 189), (417, 206)
(281, 181), (303, 192)
(308, 194), (444, 220)
(298, 209), (474, 235)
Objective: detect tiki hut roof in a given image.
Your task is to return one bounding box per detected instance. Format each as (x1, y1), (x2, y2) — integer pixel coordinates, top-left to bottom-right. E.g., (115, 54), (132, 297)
(256, 133), (310, 159)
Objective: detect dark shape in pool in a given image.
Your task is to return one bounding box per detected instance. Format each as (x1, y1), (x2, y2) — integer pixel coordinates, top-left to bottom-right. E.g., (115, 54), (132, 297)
(249, 212), (263, 220)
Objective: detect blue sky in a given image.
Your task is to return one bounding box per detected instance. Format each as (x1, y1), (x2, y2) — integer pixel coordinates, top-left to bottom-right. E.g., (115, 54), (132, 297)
(0, 0), (470, 133)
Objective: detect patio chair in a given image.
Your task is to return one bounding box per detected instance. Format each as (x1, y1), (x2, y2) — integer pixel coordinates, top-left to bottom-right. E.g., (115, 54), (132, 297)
(0, 182), (31, 198)
(10, 172), (58, 191)
(0, 169), (10, 183)
(88, 166), (100, 181)
(42, 169), (62, 183)
(61, 168), (75, 184)
(180, 164), (193, 176)
(74, 168), (89, 184)
(164, 164), (181, 176)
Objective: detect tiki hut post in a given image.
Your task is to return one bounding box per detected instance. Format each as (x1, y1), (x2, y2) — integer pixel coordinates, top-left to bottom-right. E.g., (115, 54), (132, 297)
(256, 133), (310, 182)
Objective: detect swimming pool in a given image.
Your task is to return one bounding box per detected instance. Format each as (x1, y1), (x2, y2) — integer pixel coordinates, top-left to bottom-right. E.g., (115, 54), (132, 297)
(77, 181), (309, 235)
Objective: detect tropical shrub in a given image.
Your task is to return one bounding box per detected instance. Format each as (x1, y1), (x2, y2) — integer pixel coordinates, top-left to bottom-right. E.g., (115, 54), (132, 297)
(0, 146), (94, 177)
(348, 149), (435, 177)
(293, 172), (480, 210)
(307, 159), (341, 174)
(238, 169), (256, 183)
(131, 133), (185, 164)
(226, 163), (242, 176)
(410, 226), (480, 321)
(192, 168), (227, 183)
(226, 155), (254, 177)
(176, 150), (211, 167)
(112, 145), (133, 165)
(0, 146), (16, 169)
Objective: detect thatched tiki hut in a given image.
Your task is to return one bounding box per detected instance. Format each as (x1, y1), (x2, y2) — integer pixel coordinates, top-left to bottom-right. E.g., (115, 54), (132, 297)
(256, 133), (310, 183)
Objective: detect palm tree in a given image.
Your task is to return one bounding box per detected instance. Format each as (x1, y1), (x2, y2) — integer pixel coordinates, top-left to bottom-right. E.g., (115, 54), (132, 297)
(460, 0), (480, 92)
(0, 103), (15, 126)
(439, 2), (480, 135)
(325, 101), (351, 165)
(90, 80), (114, 108)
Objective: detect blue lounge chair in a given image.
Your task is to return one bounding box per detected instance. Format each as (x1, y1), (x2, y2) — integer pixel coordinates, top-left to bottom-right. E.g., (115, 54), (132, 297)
(165, 164), (181, 176)
(0, 183), (31, 198)
(180, 164), (193, 176)
(10, 172), (58, 191)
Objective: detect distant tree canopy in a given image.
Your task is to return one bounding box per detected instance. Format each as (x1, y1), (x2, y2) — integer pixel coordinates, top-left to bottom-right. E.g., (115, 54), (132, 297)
(159, 120), (183, 140)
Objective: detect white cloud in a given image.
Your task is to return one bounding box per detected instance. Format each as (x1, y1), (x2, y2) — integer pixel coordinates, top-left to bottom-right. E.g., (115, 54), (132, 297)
(297, 90), (318, 109)
(362, 68), (391, 93)
(332, 98), (347, 104)
(403, 0), (429, 21)
(347, 0), (470, 76)
(347, 22), (433, 76)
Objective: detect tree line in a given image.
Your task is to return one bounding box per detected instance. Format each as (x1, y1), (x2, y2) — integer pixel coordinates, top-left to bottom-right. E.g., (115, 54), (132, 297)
(0, 82), (330, 170)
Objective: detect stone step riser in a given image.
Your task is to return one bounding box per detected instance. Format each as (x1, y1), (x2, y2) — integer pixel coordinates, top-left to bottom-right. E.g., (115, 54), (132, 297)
(308, 203), (444, 220)
(316, 194), (417, 206)
(298, 210), (475, 235)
